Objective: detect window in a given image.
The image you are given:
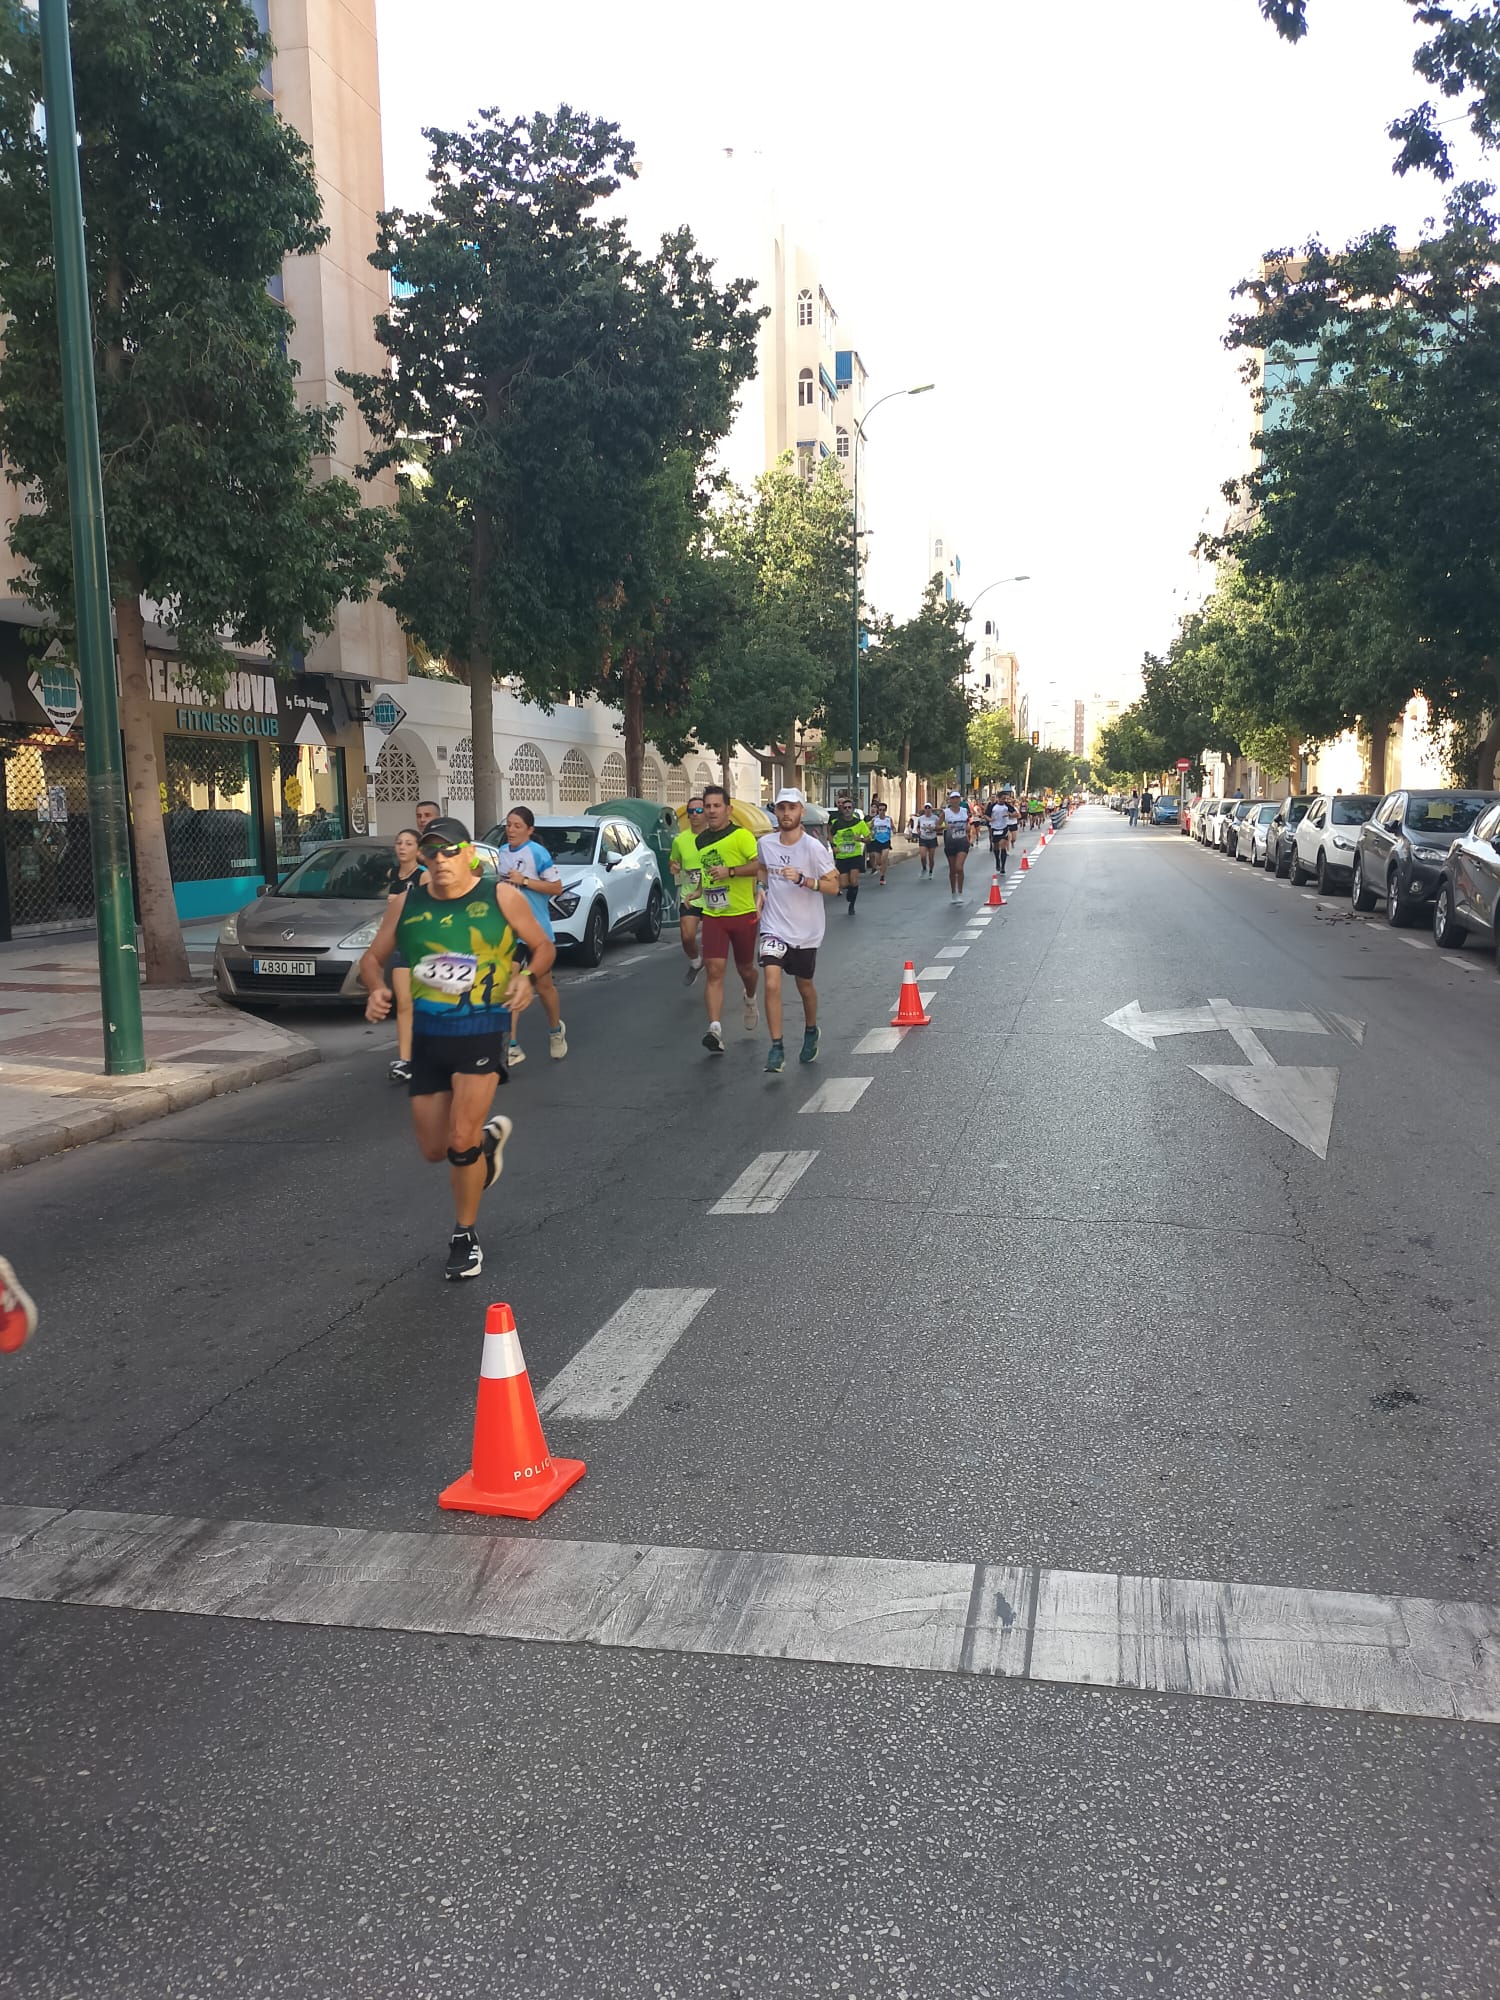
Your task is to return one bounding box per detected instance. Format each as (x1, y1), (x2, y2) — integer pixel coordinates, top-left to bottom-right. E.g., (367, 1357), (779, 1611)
(835, 426), (849, 459)
(666, 766), (690, 806)
(693, 761), (714, 792)
(558, 748), (594, 806)
(933, 539), (943, 560)
(641, 754), (665, 802)
(447, 735), (474, 803)
(508, 741), (549, 806)
(599, 751), (628, 802)
(797, 289), (813, 328)
(798, 368), (815, 408)
(373, 737), (417, 809)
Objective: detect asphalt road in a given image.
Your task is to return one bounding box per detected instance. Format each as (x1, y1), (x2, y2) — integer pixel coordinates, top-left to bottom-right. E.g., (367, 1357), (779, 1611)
(3, 810), (1497, 1998)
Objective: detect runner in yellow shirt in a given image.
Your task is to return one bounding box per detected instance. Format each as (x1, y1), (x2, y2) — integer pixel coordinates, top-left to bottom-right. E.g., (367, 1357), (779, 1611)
(669, 795), (708, 984)
(692, 784), (762, 1055)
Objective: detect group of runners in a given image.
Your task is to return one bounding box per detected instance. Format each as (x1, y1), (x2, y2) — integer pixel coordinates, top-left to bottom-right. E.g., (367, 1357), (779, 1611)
(912, 786), (1026, 900)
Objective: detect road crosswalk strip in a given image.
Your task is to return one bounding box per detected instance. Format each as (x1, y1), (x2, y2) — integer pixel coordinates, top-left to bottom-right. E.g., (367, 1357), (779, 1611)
(709, 1150), (819, 1215)
(1, 1505), (1493, 1728)
(536, 1288), (716, 1422)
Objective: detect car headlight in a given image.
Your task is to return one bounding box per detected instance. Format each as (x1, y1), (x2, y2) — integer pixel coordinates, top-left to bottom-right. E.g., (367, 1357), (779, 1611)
(1331, 834), (1354, 849)
(218, 909), (241, 945)
(550, 891), (581, 918)
(337, 918), (383, 950)
(1412, 844), (1446, 863)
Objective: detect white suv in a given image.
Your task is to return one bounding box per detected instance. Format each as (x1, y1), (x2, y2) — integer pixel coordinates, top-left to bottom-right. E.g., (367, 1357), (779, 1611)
(485, 815), (664, 966)
(1289, 794), (1379, 893)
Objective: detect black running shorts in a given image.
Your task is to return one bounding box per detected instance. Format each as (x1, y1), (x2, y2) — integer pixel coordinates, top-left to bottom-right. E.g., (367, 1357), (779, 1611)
(409, 1031), (509, 1097)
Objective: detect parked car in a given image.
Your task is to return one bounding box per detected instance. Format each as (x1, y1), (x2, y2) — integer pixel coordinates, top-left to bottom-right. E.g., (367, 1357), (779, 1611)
(214, 835), (505, 1006)
(1433, 799), (1500, 958)
(1195, 797), (1221, 844)
(1221, 799), (1260, 852)
(1350, 789), (1500, 926)
(1262, 796), (1313, 876)
(1235, 800), (1279, 863)
(484, 813), (664, 966)
(1209, 798), (1241, 848)
(1181, 793), (1202, 836)
(1289, 794), (1378, 890)
(1151, 794), (1182, 827)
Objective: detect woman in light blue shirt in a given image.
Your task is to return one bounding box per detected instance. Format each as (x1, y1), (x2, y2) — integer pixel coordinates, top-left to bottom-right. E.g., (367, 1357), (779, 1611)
(496, 807), (568, 1065)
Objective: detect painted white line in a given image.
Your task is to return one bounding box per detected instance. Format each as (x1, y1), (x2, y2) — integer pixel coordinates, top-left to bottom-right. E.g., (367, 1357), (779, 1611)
(937, 945), (970, 959)
(799, 1077), (872, 1114)
(1402, 938), (1431, 951)
(536, 1288), (716, 1422)
(970, 913), (994, 922)
(710, 1150), (819, 1215)
(1443, 958), (1479, 972)
(958, 933), (984, 943)
(853, 1027), (903, 1054)
(3, 1504), (1494, 1727)
(917, 965), (954, 981)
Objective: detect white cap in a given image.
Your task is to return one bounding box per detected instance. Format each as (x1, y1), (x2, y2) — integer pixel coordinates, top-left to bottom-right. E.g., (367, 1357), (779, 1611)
(773, 787), (804, 805)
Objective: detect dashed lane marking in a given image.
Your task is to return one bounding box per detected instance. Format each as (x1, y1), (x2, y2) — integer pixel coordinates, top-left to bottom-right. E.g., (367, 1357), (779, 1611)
(2, 1504), (1493, 1727)
(917, 966), (954, 981)
(710, 1150), (819, 1215)
(536, 1288), (716, 1422)
(799, 1078), (872, 1114)
(852, 1027), (904, 1054)
(937, 946), (970, 959)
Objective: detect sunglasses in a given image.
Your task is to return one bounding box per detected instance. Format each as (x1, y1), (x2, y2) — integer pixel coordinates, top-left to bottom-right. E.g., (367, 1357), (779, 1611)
(419, 840), (470, 859)
(687, 806), (706, 815)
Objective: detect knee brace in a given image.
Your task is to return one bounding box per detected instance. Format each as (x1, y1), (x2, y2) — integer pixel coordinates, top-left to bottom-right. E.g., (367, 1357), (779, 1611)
(447, 1142), (483, 1167)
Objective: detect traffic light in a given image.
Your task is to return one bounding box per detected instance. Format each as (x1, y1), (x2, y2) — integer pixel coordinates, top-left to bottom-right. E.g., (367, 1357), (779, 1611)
(1030, 729), (1039, 747)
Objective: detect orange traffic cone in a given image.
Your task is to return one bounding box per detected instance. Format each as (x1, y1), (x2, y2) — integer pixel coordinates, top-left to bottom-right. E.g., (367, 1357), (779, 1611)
(1019, 849), (1030, 871)
(439, 1302), (585, 1520)
(987, 875), (1004, 907)
(891, 961), (931, 1027)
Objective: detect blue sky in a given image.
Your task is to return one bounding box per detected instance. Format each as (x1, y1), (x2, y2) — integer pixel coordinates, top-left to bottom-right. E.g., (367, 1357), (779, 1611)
(377, 0), (1485, 726)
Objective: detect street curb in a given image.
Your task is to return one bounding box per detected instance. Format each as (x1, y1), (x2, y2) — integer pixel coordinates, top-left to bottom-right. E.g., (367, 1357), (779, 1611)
(0, 1043), (320, 1173)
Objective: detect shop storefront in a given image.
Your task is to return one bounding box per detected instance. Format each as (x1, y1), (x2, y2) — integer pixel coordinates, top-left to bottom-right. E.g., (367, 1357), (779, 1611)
(1, 618), (371, 936)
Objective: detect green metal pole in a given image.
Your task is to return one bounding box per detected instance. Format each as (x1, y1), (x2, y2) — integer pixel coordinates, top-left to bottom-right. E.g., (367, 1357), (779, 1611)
(39, 0), (145, 1073)
(850, 435), (860, 808)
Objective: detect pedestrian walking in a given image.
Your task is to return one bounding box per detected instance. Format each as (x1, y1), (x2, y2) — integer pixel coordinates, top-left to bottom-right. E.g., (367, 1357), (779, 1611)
(358, 817), (554, 1282)
(755, 788), (838, 1073)
(692, 785), (762, 1055)
(1126, 791), (1139, 827)
(492, 807), (568, 1066)
(670, 796), (708, 983)
(1139, 789), (1154, 826)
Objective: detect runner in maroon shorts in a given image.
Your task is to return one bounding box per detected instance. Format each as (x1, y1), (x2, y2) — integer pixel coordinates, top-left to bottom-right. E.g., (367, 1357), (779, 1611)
(691, 784), (761, 1055)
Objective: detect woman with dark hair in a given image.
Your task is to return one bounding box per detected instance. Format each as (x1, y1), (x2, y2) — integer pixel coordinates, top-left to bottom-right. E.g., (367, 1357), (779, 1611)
(493, 806), (567, 1065)
(385, 827), (425, 1084)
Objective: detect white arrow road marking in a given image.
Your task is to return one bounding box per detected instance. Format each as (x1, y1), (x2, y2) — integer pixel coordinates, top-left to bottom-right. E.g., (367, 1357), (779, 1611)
(537, 1288), (716, 1421)
(1106, 999), (1365, 1052)
(1192, 1064), (1341, 1160)
(1103, 1000), (1222, 1048)
(799, 1078), (873, 1114)
(711, 1151), (819, 1215)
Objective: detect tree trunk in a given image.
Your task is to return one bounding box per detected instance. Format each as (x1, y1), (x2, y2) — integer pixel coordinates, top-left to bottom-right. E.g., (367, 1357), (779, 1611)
(1286, 733), (1301, 795)
(468, 647), (499, 833)
(114, 594), (191, 986)
(1475, 663), (1500, 788)
(622, 667), (645, 797)
(1365, 714), (1394, 794)
(899, 737), (911, 827)
(721, 741), (734, 792)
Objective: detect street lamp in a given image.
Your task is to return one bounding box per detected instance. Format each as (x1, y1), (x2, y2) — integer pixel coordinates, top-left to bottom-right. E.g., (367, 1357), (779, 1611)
(958, 575), (1032, 795)
(849, 383), (934, 806)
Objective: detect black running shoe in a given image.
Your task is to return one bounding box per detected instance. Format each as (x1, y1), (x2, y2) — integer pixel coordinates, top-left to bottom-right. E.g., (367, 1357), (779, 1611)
(389, 1057), (411, 1084)
(444, 1229), (482, 1282)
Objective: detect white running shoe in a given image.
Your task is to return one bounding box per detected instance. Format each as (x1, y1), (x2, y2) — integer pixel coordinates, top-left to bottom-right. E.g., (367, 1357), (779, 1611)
(550, 1020), (568, 1059)
(481, 1112), (513, 1190)
(507, 1043), (527, 1068)
(742, 995), (759, 1032)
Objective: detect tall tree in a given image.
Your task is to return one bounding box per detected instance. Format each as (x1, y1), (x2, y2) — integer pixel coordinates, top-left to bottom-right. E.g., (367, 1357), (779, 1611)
(343, 107), (759, 827)
(0, 0), (387, 982)
(865, 578), (971, 821)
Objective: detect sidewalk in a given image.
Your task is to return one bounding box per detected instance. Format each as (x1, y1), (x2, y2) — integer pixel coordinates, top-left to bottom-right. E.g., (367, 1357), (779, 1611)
(0, 924), (317, 1171)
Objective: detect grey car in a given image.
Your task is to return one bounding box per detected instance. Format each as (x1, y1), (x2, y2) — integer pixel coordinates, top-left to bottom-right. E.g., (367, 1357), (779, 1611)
(1350, 789), (1500, 927)
(1433, 799), (1500, 959)
(213, 836), (504, 1005)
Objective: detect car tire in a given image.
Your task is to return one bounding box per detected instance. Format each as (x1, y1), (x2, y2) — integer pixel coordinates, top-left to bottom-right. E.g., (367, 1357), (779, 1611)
(635, 883), (663, 943)
(1274, 844), (1289, 879)
(1350, 855), (1377, 911)
(1315, 853), (1329, 895)
(1289, 850), (1307, 885)
(578, 900), (607, 967)
(1385, 870), (1415, 928)
(1433, 882), (1467, 948)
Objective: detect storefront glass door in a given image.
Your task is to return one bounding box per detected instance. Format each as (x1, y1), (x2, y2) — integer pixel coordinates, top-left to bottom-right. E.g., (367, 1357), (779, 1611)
(161, 736), (263, 920)
(272, 742), (346, 874)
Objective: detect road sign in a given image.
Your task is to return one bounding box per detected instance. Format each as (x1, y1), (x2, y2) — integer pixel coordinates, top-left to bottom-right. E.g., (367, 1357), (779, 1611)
(371, 694), (407, 734)
(1103, 998), (1366, 1158)
(1176, 758), (1191, 771)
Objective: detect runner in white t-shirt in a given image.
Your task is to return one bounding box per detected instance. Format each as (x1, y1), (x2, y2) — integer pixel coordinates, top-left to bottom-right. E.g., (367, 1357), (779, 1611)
(988, 793), (1017, 876)
(942, 789), (972, 903)
(916, 802), (940, 879)
(755, 788), (839, 1073)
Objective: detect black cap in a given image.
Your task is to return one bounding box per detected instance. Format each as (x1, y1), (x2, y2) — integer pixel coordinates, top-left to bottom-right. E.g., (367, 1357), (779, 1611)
(416, 815), (472, 850)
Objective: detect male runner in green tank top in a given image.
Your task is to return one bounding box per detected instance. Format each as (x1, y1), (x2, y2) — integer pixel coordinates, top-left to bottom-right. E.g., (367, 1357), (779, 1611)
(359, 817), (555, 1282)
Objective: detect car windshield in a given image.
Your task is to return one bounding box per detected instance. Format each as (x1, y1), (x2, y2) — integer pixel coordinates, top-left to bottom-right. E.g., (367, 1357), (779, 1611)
(1405, 796), (1488, 836)
(274, 845), (392, 899)
(1287, 800), (1311, 822)
(1255, 804), (1277, 822)
(1330, 796), (1377, 825)
(532, 825), (600, 864)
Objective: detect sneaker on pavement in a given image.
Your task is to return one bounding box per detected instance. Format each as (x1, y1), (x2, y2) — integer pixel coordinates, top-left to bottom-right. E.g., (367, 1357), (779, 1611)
(799, 1026), (821, 1066)
(444, 1230), (483, 1282)
(765, 1040), (786, 1074)
(549, 1019), (568, 1059)
(742, 996), (759, 1032)
(481, 1112), (513, 1191)
(703, 1025), (726, 1055)
(683, 959), (703, 985)
(0, 1257), (37, 1354)
(507, 1043), (527, 1068)
(388, 1057), (412, 1084)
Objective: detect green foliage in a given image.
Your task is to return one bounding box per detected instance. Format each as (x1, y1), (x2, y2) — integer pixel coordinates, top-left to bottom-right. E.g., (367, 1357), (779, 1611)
(0, 0), (387, 677)
(861, 577), (971, 775)
(967, 705), (1022, 787)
